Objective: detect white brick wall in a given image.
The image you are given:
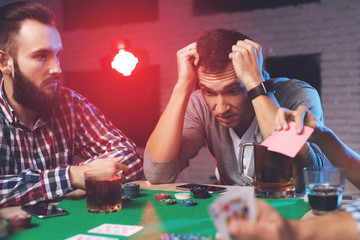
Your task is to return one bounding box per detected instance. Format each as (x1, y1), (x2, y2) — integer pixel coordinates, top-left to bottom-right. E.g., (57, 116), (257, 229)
(5, 0), (359, 153)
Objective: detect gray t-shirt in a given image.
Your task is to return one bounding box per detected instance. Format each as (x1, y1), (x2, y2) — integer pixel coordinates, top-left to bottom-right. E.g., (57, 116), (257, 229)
(144, 78), (325, 189)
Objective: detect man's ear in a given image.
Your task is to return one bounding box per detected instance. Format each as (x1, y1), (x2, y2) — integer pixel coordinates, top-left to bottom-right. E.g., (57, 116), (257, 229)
(0, 50), (13, 75)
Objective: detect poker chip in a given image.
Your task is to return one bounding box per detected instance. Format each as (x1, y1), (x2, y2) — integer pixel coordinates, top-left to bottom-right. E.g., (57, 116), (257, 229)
(121, 195), (131, 202)
(174, 193), (192, 200)
(160, 233), (213, 240)
(190, 186), (211, 199)
(178, 200), (197, 207)
(123, 183), (140, 198)
(159, 198), (177, 206)
(124, 183), (140, 188)
(10, 214), (31, 231)
(155, 193), (172, 201)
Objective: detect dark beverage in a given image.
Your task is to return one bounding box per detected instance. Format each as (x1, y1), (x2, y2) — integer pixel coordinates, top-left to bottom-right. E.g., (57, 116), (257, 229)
(254, 145), (295, 198)
(307, 184), (343, 214)
(85, 174), (122, 213)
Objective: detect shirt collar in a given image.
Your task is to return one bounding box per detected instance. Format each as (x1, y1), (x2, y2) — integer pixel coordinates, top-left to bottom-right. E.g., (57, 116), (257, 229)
(262, 70), (270, 80)
(229, 117), (259, 145)
(0, 79), (16, 123)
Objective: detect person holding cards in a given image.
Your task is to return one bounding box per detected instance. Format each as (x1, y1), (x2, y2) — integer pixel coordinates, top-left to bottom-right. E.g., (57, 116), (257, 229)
(144, 29), (325, 191)
(276, 106), (360, 189)
(228, 106), (360, 240)
(0, 1), (144, 208)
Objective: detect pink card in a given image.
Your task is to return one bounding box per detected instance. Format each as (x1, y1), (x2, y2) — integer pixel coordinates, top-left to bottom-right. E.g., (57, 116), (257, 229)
(261, 121), (314, 158)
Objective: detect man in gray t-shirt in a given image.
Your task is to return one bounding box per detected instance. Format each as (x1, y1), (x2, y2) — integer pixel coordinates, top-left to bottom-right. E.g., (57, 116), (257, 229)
(144, 29), (324, 191)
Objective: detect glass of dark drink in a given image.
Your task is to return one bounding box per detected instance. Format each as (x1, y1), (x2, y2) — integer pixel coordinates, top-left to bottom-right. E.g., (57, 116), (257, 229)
(85, 169), (123, 214)
(304, 167), (345, 215)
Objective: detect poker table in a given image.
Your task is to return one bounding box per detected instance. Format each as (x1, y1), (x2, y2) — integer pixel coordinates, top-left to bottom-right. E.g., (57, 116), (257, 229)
(0, 181), (310, 240)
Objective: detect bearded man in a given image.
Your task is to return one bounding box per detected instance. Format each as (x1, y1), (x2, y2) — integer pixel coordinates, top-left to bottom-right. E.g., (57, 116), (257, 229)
(0, 1), (144, 207)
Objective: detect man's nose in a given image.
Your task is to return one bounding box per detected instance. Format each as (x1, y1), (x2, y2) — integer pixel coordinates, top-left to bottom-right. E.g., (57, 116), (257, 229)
(215, 96), (230, 114)
(49, 56), (62, 75)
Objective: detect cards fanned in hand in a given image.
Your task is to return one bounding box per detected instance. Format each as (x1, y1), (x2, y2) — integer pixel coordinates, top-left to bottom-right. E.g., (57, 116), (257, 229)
(209, 187), (256, 240)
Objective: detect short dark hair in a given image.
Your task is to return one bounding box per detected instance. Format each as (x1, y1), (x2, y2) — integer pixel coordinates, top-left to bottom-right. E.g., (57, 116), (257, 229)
(0, 1), (55, 56)
(196, 29), (251, 73)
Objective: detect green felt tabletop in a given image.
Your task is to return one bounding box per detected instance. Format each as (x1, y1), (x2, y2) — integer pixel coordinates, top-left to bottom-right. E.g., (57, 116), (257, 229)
(6, 189), (309, 240)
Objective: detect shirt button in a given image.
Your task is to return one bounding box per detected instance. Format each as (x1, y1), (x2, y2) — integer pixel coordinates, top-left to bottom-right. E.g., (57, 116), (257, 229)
(55, 189), (62, 196)
(243, 165), (247, 170)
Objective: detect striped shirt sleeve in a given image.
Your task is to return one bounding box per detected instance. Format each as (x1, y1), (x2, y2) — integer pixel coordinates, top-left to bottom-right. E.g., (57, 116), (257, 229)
(342, 198), (360, 233)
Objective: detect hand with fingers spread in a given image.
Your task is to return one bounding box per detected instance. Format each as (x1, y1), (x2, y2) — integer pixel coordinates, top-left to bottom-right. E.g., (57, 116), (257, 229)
(229, 39), (264, 90)
(275, 106), (325, 143)
(176, 42), (200, 88)
(69, 156), (129, 189)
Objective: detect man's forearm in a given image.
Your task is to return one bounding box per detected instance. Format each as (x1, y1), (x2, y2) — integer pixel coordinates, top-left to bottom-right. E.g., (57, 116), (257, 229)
(315, 128), (360, 189)
(291, 210), (359, 240)
(252, 94), (279, 136)
(147, 81), (193, 162)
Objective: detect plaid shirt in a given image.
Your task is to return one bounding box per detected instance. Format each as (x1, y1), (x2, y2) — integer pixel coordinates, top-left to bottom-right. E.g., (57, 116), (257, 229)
(342, 198), (360, 233)
(0, 80), (144, 207)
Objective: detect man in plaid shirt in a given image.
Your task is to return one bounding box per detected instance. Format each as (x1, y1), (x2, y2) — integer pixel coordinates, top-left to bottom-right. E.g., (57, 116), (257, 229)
(0, 1), (144, 207)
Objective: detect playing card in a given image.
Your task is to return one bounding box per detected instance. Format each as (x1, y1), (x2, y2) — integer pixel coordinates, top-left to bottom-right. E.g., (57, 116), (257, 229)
(261, 121), (314, 158)
(209, 187), (256, 240)
(65, 234), (118, 240)
(88, 224), (144, 237)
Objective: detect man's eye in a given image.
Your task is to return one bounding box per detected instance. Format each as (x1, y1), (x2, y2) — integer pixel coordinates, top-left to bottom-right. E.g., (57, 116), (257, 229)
(203, 89), (215, 96)
(228, 88), (240, 95)
(36, 54), (46, 60)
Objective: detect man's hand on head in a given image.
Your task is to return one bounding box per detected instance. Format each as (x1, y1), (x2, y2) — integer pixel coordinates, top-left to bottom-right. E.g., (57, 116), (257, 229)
(69, 156), (128, 189)
(229, 39), (264, 90)
(176, 42), (199, 89)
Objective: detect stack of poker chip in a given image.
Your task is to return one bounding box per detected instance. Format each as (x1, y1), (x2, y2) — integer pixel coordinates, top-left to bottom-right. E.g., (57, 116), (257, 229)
(155, 193), (172, 201)
(190, 186), (211, 199)
(121, 195), (131, 202)
(10, 214), (32, 231)
(123, 183), (140, 198)
(159, 198), (177, 206)
(174, 193), (192, 200)
(155, 193), (178, 205)
(178, 199), (197, 207)
(160, 233), (213, 240)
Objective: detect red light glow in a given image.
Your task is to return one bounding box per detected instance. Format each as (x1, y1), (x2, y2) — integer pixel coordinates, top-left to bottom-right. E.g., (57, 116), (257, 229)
(111, 49), (138, 76)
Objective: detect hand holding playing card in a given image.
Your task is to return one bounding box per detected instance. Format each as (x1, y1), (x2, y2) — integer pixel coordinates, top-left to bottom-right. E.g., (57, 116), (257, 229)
(228, 200), (295, 240)
(209, 187), (256, 240)
(261, 121), (314, 158)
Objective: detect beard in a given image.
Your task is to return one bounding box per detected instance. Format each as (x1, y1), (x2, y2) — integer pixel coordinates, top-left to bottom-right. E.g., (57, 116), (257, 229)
(12, 59), (60, 120)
